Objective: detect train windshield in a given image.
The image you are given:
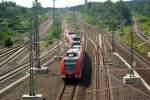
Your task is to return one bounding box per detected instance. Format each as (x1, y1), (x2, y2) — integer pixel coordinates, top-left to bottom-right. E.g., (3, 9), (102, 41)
(64, 59), (76, 71)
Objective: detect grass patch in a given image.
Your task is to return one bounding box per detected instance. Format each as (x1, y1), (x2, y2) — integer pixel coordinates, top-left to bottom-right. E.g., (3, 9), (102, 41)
(64, 12), (79, 31)
(116, 25), (150, 54)
(135, 15), (150, 38)
(81, 14), (150, 55)
(39, 14), (49, 23)
(44, 18), (62, 47)
(0, 27), (16, 47)
(82, 14), (107, 29)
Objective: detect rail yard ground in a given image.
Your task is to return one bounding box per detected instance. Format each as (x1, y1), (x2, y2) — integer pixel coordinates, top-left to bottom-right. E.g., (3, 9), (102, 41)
(1, 20), (150, 100)
(0, 1), (150, 100)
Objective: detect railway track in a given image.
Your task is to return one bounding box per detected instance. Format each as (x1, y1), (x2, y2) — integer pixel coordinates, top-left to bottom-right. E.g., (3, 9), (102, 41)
(0, 44), (25, 60)
(107, 31), (150, 64)
(83, 20), (150, 100)
(133, 16), (150, 43)
(88, 37), (100, 100)
(0, 16), (54, 78)
(0, 43), (29, 68)
(39, 16), (53, 38)
(104, 30), (150, 84)
(106, 33), (150, 70)
(0, 15), (52, 55)
(0, 42), (28, 56)
(79, 20), (110, 100)
(103, 31), (150, 100)
(56, 82), (78, 100)
(55, 21), (84, 100)
(0, 23), (48, 69)
(87, 34), (109, 100)
(79, 20), (98, 42)
(0, 40), (64, 82)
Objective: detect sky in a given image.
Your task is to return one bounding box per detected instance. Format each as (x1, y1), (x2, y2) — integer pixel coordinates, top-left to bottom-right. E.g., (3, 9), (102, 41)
(0, 0), (130, 8)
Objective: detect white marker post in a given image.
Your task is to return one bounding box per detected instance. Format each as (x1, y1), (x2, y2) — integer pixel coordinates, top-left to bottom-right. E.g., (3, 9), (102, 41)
(148, 52), (150, 57)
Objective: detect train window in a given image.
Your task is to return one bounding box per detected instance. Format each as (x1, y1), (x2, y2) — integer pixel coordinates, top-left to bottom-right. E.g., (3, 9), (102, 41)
(68, 32), (75, 35)
(64, 59), (76, 71)
(67, 53), (77, 57)
(73, 37), (80, 41)
(73, 46), (81, 49)
(64, 59), (76, 65)
(72, 42), (80, 46)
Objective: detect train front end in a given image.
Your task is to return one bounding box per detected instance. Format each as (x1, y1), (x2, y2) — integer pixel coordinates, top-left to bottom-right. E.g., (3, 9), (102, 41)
(60, 49), (81, 79)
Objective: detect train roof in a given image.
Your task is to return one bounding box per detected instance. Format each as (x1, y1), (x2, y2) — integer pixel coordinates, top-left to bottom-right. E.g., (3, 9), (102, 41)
(68, 32), (76, 37)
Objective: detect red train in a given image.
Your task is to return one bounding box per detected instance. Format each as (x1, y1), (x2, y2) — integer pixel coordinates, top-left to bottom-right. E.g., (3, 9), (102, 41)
(65, 32), (79, 48)
(60, 48), (85, 79)
(60, 32), (85, 79)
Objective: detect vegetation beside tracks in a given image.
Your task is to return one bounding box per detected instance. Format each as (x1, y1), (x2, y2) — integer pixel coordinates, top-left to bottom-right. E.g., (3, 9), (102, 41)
(76, 0), (150, 55)
(44, 17), (62, 47)
(135, 15), (150, 38)
(0, 1), (52, 47)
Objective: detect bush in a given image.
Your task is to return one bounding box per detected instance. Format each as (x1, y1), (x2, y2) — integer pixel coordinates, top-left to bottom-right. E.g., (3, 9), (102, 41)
(4, 37), (13, 47)
(84, 15), (97, 25)
(1, 27), (16, 47)
(45, 19), (62, 46)
(139, 18), (147, 23)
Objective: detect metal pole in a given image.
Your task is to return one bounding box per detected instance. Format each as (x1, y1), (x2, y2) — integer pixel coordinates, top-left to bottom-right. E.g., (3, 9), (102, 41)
(130, 19), (135, 77)
(73, 7), (76, 30)
(84, 0), (88, 14)
(34, 0), (40, 69)
(29, 24), (35, 96)
(85, 0), (87, 4)
(57, 18), (59, 37)
(111, 20), (115, 53)
(126, 1), (134, 77)
(112, 31), (115, 53)
(97, 32), (100, 65)
(53, 0), (56, 39)
(53, 0), (55, 19)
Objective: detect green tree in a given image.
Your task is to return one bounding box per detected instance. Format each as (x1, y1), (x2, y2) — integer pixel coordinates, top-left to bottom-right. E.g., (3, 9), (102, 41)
(1, 27), (16, 47)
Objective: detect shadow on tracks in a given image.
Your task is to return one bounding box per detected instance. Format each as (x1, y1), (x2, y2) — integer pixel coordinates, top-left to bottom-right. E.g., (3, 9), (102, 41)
(79, 53), (92, 87)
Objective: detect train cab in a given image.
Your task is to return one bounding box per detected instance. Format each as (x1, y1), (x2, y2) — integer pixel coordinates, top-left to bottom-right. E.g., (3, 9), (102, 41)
(60, 49), (82, 79)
